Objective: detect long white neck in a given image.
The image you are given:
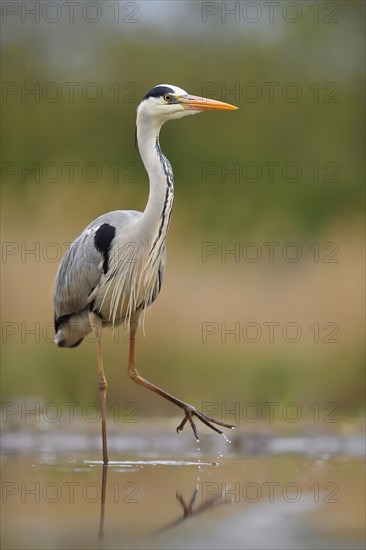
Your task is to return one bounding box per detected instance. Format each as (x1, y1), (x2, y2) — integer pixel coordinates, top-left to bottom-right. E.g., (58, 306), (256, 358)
(136, 111), (174, 258)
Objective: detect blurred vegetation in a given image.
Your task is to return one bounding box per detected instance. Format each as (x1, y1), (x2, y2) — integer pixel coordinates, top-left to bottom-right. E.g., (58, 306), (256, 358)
(1, 1), (364, 426)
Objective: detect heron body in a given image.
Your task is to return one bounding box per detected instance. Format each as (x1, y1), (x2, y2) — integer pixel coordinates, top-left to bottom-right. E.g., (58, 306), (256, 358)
(54, 84), (237, 463)
(54, 208), (166, 346)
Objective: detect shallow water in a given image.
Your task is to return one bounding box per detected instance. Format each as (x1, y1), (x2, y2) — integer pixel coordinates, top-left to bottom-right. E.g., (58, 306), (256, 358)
(1, 430), (365, 550)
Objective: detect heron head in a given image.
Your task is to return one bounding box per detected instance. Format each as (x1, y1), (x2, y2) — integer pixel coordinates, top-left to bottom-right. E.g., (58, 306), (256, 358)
(137, 84), (238, 123)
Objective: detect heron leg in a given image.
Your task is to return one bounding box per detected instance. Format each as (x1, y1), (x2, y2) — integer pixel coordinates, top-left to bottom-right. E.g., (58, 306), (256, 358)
(127, 329), (234, 442)
(89, 312), (108, 464)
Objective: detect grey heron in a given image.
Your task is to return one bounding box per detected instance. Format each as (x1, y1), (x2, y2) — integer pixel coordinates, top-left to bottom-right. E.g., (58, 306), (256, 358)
(54, 84), (238, 463)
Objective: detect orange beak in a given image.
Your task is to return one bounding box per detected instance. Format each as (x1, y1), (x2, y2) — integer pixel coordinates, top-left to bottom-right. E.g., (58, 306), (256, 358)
(180, 95), (238, 111)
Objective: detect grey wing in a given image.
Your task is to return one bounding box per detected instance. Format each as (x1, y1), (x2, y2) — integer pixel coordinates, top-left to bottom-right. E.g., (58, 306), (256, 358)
(54, 210), (142, 320)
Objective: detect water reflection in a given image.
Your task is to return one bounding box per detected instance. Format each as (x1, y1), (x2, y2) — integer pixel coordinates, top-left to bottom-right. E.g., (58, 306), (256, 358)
(160, 485), (231, 532)
(98, 465), (107, 539)
(97, 462), (232, 540)
(2, 448), (365, 550)
(96, 458), (229, 540)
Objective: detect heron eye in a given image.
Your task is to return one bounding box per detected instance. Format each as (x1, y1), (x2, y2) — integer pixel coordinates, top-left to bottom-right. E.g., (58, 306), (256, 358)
(163, 94), (172, 102)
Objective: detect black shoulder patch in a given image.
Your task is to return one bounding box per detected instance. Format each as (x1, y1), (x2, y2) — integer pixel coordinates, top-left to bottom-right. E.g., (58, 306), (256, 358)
(142, 85), (175, 101)
(94, 223), (116, 274)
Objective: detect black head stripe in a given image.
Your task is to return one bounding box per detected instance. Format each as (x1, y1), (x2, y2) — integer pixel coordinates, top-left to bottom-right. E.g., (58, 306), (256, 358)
(142, 86), (175, 101)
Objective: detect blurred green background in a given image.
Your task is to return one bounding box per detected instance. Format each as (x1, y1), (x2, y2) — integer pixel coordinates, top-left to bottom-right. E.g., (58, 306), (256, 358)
(1, 1), (364, 427)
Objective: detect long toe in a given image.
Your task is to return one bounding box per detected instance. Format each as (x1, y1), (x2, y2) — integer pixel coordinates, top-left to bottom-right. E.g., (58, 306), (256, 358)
(176, 404), (235, 441)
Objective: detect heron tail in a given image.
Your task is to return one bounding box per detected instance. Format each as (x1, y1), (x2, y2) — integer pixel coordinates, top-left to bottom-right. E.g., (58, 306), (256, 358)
(54, 309), (91, 348)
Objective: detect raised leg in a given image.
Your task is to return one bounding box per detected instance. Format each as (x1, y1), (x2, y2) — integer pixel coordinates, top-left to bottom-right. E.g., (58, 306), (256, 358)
(127, 329), (234, 441)
(89, 312), (108, 464)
